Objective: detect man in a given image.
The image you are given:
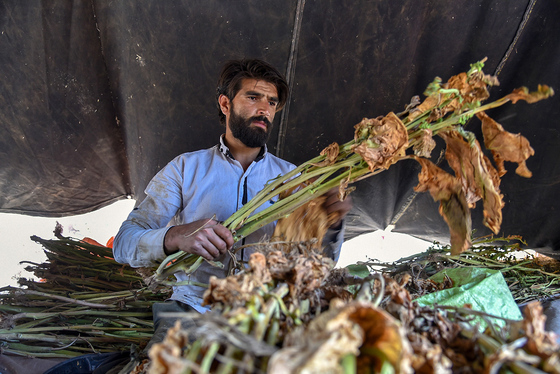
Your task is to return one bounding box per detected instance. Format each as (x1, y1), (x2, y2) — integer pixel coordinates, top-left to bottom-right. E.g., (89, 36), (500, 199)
(113, 59), (352, 346)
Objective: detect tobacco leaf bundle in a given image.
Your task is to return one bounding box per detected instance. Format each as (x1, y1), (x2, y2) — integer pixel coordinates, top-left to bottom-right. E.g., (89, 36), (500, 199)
(154, 59), (554, 284)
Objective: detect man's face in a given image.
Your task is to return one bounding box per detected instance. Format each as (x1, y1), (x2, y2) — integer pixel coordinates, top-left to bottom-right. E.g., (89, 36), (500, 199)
(226, 79), (279, 148)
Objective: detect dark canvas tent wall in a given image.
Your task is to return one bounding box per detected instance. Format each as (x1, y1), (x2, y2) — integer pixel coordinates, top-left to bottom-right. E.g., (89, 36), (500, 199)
(1, 0), (559, 255)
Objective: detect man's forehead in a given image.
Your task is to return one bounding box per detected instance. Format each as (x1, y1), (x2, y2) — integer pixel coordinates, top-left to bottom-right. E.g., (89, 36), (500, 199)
(239, 78), (278, 97)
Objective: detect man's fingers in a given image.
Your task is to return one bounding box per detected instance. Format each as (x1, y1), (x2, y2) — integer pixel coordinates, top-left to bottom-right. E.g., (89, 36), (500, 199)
(212, 224), (234, 249)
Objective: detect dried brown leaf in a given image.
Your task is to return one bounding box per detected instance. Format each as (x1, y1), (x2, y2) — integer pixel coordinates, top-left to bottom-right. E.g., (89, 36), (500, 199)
(519, 301), (560, 359)
(408, 95), (442, 122)
(313, 142), (340, 167)
(408, 69), (498, 122)
(346, 303), (413, 373)
(504, 84), (554, 104)
(271, 301), (412, 374)
(273, 195), (331, 247)
(352, 112), (409, 172)
(413, 157), (472, 254)
(148, 320), (192, 374)
(412, 128), (437, 158)
(439, 131), (504, 234)
(478, 111), (535, 178)
(202, 252), (272, 307)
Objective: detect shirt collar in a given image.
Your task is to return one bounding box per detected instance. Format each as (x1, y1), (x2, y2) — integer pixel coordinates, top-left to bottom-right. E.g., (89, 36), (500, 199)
(218, 134), (266, 162)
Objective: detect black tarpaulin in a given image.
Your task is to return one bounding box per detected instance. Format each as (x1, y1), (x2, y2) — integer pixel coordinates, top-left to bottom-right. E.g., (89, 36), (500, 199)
(1, 1), (559, 254)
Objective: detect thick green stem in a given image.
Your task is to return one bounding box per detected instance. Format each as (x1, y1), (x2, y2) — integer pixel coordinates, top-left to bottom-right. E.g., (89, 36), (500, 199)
(223, 154), (325, 229)
(234, 162), (369, 241)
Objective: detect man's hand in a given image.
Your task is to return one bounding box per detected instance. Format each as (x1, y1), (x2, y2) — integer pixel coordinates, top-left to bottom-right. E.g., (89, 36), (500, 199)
(323, 187), (353, 230)
(163, 218), (234, 260)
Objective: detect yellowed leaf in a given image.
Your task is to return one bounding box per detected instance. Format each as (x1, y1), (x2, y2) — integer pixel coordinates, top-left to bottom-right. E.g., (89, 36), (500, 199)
(478, 111), (535, 178)
(352, 112), (408, 172)
(504, 84), (554, 104)
(412, 128), (436, 158)
(413, 157), (472, 254)
(439, 131), (504, 235)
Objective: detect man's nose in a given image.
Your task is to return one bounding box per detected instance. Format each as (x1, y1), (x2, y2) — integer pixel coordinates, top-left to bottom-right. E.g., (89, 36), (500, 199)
(257, 105), (270, 117)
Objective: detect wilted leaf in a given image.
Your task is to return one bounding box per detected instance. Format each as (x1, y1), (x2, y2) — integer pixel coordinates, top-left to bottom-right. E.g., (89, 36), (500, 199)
(478, 111), (535, 178)
(273, 194), (331, 247)
(202, 252), (272, 307)
(313, 142), (340, 167)
(270, 301), (412, 374)
(269, 300), (364, 374)
(352, 113), (409, 172)
(504, 85), (554, 104)
(346, 302), (412, 374)
(439, 131), (504, 235)
(408, 95), (442, 122)
(518, 301), (560, 359)
(148, 320), (193, 374)
(413, 157), (472, 254)
(412, 128), (437, 158)
(259, 245), (334, 299)
(408, 69), (498, 122)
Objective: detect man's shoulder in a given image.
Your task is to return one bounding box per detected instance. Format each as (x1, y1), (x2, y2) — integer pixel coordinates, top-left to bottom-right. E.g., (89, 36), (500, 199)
(170, 145), (220, 164)
(263, 152), (296, 171)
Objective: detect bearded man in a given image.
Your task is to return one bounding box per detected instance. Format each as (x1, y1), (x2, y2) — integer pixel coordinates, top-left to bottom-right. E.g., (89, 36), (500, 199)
(113, 59), (352, 347)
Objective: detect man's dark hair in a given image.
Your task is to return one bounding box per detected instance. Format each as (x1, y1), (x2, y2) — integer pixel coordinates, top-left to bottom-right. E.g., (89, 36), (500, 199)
(216, 59), (288, 125)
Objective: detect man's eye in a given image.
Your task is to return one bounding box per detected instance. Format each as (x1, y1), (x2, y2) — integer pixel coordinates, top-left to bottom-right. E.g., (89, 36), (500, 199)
(248, 96), (257, 100)
(269, 101), (277, 106)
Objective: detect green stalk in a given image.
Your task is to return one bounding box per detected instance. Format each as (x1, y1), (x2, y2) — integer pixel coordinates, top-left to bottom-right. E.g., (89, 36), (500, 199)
(0, 347), (80, 358)
(234, 164), (370, 240)
(13, 290), (114, 309)
(155, 254), (204, 279)
(215, 345), (239, 374)
(184, 339), (203, 374)
(200, 341), (221, 373)
(3, 325), (152, 334)
(341, 353), (357, 374)
(222, 154), (325, 230)
(459, 323), (547, 374)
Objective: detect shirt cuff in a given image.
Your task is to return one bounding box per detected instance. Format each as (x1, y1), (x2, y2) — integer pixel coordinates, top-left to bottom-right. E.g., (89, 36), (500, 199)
(138, 226), (173, 263)
(322, 220), (346, 262)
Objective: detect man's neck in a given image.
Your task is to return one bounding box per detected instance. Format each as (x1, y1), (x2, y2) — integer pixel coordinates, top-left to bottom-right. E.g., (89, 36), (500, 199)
(223, 132), (262, 171)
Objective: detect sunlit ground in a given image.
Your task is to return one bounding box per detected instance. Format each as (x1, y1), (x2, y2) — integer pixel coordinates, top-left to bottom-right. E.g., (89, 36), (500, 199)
(0, 200), (431, 288)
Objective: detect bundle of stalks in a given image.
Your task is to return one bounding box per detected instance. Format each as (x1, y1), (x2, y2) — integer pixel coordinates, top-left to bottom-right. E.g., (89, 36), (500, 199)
(0, 228), (171, 358)
(142, 241), (560, 374)
(154, 58), (554, 284)
(363, 236), (560, 305)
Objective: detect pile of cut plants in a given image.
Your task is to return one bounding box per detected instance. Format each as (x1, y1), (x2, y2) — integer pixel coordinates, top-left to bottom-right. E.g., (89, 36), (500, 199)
(141, 240), (560, 374)
(0, 224), (171, 358)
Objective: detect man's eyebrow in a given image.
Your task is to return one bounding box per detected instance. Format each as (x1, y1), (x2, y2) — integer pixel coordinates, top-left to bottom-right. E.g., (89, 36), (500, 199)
(245, 90), (279, 103)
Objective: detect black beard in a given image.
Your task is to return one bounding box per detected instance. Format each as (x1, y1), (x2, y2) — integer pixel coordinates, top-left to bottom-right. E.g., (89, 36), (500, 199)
(228, 110), (273, 148)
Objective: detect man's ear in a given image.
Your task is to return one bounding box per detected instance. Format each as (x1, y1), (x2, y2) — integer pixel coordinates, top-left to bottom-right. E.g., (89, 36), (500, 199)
(218, 94), (231, 116)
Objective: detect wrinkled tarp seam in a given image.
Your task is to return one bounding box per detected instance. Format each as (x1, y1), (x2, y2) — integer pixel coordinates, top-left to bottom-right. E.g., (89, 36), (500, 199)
(494, 0), (537, 76)
(276, 0), (306, 159)
(90, 0), (134, 199)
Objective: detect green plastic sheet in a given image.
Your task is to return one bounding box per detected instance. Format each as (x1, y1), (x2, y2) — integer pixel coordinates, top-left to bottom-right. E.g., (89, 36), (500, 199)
(415, 267), (523, 330)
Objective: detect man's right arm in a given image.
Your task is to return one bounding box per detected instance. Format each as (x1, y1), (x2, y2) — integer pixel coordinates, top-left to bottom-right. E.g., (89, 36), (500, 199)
(113, 194), (177, 268)
(113, 160), (185, 268)
(112, 158), (233, 267)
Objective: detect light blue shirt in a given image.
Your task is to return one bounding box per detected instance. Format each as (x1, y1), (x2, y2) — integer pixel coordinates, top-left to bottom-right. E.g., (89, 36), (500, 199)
(113, 135), (345, 312)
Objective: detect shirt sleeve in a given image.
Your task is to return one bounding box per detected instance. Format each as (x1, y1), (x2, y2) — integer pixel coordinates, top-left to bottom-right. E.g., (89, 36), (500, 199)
(113, 159), (184, 268)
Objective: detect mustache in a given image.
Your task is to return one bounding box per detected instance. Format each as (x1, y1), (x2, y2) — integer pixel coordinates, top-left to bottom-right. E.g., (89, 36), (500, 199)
(251, 116), (272, 128)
